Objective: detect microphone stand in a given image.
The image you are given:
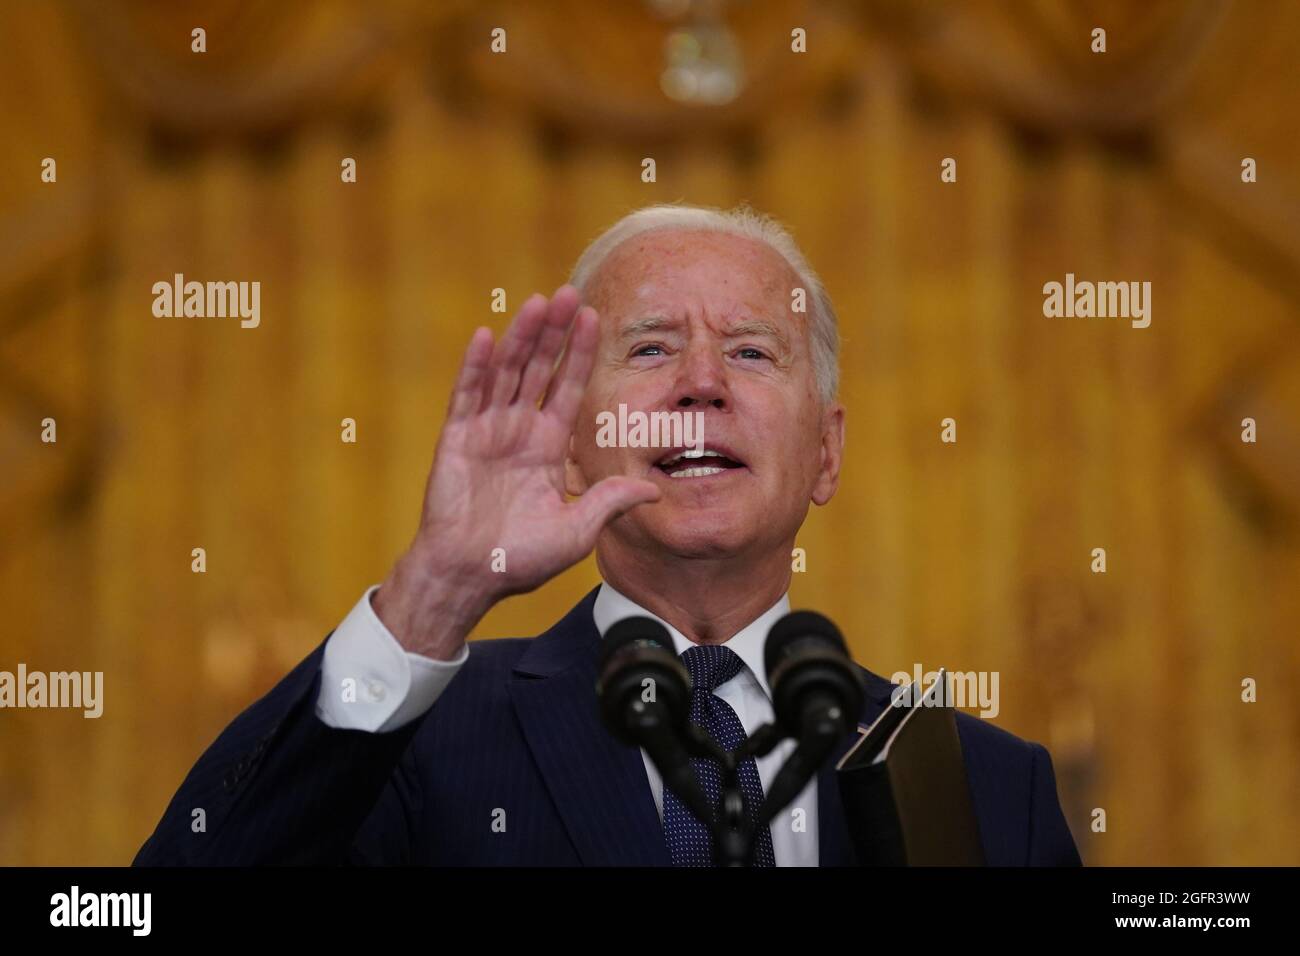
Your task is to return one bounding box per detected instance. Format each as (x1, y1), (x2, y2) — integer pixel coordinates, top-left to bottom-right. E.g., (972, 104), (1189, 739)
(677, 720), (788, 867)
(677, 708), (844, 866)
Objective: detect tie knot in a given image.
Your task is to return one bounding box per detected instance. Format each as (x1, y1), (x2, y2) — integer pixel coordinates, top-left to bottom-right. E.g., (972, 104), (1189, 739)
(681, 644), (745, 695)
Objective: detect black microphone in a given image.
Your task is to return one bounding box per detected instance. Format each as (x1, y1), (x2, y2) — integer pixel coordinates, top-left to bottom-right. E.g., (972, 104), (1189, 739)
(596, 616), (712, 823)
(759, 610), (865, 823)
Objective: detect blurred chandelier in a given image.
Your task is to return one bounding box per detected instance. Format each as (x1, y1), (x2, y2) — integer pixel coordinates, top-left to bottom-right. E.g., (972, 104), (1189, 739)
(648, 0), (745, 105)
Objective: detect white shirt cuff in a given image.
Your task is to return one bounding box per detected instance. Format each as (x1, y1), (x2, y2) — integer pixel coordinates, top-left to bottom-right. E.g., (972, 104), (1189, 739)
(315, 585), (470, 733)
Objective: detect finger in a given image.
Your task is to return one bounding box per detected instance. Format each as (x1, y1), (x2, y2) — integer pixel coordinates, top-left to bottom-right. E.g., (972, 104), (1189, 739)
(517, 286), (581, 405)
(542, 305), (600, 427)
(488, 293), (549, 407)
(447, 326), (494, 421)
(572, 476), (661, 543)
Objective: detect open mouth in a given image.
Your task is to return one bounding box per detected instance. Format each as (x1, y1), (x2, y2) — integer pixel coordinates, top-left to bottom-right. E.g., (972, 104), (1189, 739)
(654, 447), (747, 479)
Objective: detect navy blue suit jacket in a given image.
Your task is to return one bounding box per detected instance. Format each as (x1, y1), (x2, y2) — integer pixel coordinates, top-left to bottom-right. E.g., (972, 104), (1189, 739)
(135, 588), (1081, 866)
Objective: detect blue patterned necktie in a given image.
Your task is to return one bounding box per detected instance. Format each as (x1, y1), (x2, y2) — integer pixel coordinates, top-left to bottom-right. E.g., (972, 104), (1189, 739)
(661, 644), (777, 867)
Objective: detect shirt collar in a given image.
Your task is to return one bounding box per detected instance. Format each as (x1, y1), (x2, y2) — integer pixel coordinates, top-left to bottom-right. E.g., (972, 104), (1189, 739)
(592, 581), (791, 699)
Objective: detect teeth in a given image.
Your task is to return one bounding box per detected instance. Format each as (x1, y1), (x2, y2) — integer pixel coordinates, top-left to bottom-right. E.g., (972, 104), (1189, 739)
(661, 448), (724, 466)
(668, 466), (725, 479)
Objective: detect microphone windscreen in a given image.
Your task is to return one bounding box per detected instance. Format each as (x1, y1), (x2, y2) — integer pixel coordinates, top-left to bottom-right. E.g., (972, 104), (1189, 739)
(764, 610), (863, 740)
(599, 615), (674, 674)
(597, 615), (689, 742)
(764, 610), (847, 679)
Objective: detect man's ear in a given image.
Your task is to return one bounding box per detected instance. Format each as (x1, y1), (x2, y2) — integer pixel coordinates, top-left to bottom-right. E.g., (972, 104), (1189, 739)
(811, 401), (845, 507)
(564, 433), (589, 497)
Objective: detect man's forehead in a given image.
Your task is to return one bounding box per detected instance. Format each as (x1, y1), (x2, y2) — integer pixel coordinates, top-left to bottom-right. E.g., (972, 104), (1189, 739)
(591, 230), (795, 292)
(586, 230), (799, 320)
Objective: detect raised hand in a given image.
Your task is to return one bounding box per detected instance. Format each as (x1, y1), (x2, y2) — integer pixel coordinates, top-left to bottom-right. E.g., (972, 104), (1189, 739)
(373, 286), (660, 658)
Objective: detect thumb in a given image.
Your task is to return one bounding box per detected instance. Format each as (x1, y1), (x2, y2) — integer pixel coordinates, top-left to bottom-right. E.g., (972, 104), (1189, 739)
(572, 476), (661, 542)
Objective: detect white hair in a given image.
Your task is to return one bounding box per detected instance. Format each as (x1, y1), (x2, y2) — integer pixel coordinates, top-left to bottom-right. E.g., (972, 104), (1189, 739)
(567, 202), (840, 401)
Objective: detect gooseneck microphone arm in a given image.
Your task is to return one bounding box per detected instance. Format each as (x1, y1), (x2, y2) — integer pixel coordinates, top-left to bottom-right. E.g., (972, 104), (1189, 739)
(752, 693), (847, 831)
(628, 705), (715, 826)
(678, 718), (766, 866)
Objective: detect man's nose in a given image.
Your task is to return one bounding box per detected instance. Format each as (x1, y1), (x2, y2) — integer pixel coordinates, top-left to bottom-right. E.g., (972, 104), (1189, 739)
(672, 343), (729, 409)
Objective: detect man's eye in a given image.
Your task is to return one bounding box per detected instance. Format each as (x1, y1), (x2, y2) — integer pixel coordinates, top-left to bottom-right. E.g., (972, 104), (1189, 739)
(736, 347), (768, 360)
(633, 344), (664, 357)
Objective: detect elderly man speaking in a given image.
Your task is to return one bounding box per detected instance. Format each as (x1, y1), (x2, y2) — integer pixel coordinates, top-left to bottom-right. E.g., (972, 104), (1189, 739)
(136, 203), (1080, 867)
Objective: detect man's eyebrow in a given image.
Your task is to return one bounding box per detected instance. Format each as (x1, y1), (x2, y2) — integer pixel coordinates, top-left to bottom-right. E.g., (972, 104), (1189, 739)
(615, 315), (788, 344)
(617, 316), (680, 339)
(725, 320), (788, 343)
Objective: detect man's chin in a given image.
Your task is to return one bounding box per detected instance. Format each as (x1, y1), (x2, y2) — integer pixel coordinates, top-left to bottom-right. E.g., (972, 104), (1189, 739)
(633, 509), (759, 559)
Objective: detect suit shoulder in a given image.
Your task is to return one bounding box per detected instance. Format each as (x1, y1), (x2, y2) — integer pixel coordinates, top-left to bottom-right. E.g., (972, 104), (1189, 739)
(952, 711), (1062, 816)
(954, 710), (1038, 764)
(953, 712), (1078, 865)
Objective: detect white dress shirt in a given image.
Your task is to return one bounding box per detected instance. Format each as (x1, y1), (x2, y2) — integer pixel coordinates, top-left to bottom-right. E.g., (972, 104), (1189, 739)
(316, 582), (819, 866)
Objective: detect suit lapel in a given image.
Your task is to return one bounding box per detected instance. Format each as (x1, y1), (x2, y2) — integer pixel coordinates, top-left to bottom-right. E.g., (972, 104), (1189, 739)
(507, 589), (670, 866)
